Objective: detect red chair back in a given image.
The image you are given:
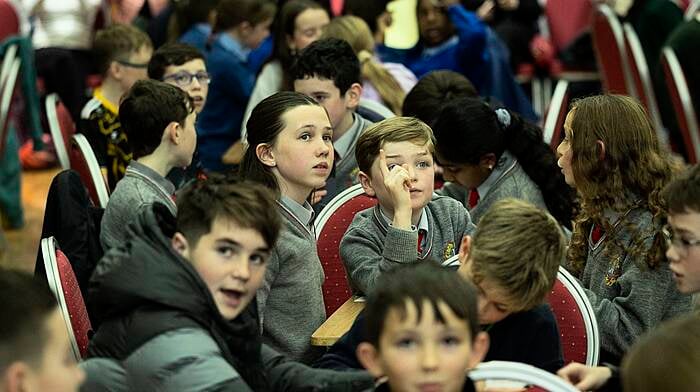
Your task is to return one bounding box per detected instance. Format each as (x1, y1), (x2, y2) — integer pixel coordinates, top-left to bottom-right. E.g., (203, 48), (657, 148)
(46, 93), (76, 170)
(41, 237), (93, 360)
(622, 23), (664, 132)
(69, 134), (110, 208)
(661, 47), (700, 163)
(545, 0), (593, 52)
(315, 184), (378, 315)
(547, 267), (600, 366)
(0, 0), (19, 42)
(543, 80), (570, 151)
(591, 4), (636, 95)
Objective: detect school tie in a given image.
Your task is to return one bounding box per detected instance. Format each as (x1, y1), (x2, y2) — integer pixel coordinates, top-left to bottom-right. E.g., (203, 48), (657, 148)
(417, 229), (426, 253)
(591, 224), (604, 243)
(468, 189), (480, 209)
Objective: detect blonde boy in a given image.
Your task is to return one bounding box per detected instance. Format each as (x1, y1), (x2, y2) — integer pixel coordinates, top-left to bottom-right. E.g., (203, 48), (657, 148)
(340, 117), (475, 295)
(80, 24), (153, 189)
(357, 262), (489, 392)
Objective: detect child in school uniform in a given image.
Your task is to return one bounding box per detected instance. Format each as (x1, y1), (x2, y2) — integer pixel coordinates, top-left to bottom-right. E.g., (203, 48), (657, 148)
(195, 0), (276, 172)
(556, 94), (692, 365)
(317, 198), (566, 373)
(356, 262), (489, 392)
(100, 80), (197, 251)
(238, 91), (333, 363)
(291, 37), (375, 211)
(340, 117), (475, 296)
(429, 96), (575, 228)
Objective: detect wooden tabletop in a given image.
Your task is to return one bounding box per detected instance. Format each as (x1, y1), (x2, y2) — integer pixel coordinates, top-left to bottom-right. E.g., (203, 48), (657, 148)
(311, 297), (366, 346)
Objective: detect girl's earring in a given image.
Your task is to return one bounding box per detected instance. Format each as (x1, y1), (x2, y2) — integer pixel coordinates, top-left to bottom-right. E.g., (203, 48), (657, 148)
(488, 165), (493, 170)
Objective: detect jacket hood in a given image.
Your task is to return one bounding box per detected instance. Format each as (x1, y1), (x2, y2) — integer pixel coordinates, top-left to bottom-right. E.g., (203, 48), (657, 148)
(90, 203), (218, 325)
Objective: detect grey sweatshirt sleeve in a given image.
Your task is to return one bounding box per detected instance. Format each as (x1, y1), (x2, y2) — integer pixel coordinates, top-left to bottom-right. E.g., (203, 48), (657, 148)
(256, 247), (282, 329)
(340, 224), (419, 295)
(584, 253), (687, 357)
(123, 328), (253, 392)
(262, 344), (373, 391)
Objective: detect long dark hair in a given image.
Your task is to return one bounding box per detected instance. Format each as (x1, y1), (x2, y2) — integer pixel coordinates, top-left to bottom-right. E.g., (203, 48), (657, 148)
(271, 0), (327, 90)
(432, 97), (576, 229)
(239, 91), (321, 196)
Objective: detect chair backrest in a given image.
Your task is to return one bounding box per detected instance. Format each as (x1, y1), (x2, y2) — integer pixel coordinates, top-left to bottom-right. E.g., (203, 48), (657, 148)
(69, 134), (110, 208)
(0, 51), (19, 155)
(547, 266), (600, 366)
(315, 183), (378, 315)
(591, 4), (636, 96)
(0, 42), (17, 87)
(544, 0), (593, 52)
(543, 80), (570, 150)
(470, 361), (579, 392)
(622, 23), (664, 133)
(661, 47), (700, 163)
(686, 0), (700, 19)
(46, 93), (76, 170)
(0, 0), (19, 42)
(41, 237), (93, 361)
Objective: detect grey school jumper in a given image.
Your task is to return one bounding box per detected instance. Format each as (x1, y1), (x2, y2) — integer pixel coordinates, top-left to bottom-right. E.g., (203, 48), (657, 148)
(315, 113), (373, 212)
(576, 206), (692, 360)
(340, 195), (476, 295)
(257, 198), (326, 364)
(439, 153), (545, 224)
(100, 161), (176, 251)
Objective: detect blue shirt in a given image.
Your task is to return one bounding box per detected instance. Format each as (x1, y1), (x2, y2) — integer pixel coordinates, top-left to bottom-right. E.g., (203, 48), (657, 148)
(179, 23), (211, 55)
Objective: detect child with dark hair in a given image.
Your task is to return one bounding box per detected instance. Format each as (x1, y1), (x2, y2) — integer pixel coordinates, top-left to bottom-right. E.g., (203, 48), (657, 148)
(557, 94), (691, 364)
(431, 96), (575, 228)
(80, 24), (153, 190)
(239, 91), (333, 363)
(341, 116), (475, 295)
(356, 262), (488, 392)
(402, 70), (479, 125)
(196, 0), (276, 172)
(318, 198), (565, 374)
(88, 175), (373, 390)
(100, 80), (196, 251)
(0, 269), (85, 392)
(170, 0), (219, 52)
(291, 37), (375, 210)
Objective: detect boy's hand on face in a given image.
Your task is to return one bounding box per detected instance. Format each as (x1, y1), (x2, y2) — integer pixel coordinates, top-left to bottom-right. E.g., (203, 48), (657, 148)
(477, 0), (496, 21)
(379, 149), (412, 230)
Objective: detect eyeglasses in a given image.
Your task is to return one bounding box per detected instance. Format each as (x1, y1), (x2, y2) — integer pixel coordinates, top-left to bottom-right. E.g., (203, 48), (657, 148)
(115, 59), (149, 69)
(662, 224), (700, 256)
(162, 71), (211, 87)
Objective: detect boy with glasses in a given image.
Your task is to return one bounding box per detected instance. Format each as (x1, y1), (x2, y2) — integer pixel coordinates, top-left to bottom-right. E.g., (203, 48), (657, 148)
(80, 24), (153, 190)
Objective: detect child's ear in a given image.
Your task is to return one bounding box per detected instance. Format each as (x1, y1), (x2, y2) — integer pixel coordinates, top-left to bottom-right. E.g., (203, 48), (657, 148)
(166, 121), (180, 144)
(479, 153), (497, 171)
(356, 342), (384, 378)
(344, 83), (363, 110)
(458, 235), (472, 264)
(467, 331), (490, 369)
(108, 60), (122, 80)
(596, 140), (606, 161)
(238, 21), (254, 37)
(358, 170), (376, 197)
(255, 143), (276, 168)
(4, 362), (31, 392)
(171, 232), (190, 259)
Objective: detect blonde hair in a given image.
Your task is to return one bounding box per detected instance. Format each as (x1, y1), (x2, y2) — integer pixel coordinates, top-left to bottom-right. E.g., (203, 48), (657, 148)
(355, 117), (435, 175)
(566, 95), (680, 275)
(322, 16), (405, 115)
(622, 314), (700, 392)
(470, 199), (565, 311)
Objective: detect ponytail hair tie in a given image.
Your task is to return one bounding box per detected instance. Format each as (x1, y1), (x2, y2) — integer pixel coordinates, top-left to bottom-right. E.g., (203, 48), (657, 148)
(495, 108), (511, 130)
(357, 50), (373, 63)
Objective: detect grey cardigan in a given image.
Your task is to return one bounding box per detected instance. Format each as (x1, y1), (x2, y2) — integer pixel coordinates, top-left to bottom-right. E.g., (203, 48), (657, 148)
(577, 207), (692, 358)
(340, 195), (475, 295)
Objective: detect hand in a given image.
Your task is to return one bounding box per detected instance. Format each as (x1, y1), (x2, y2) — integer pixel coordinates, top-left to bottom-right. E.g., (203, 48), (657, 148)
(497, 0), (519, 11)
(477, 0), (495, 21)
(310, 188), (328, 205)
(375, 10), (393, 45)
(557, 363), (612, 391)
(379, 149), (412, 229)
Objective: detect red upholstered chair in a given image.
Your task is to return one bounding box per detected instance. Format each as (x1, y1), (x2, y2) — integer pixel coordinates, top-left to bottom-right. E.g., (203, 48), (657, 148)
(41, 237), (93, 360)
(661, 47), (700, 163)
(0, 44), (19, 156)
(315, 184), (378, 315)
(591, 4), (636, 96)
(46, 93), (76, 170)
(547, 267), (600, 366)
(69, 134), (110, 208)
(542, 80), (570, 151)
(622, 23), (664, 133)
(0, 0), (19, 42)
